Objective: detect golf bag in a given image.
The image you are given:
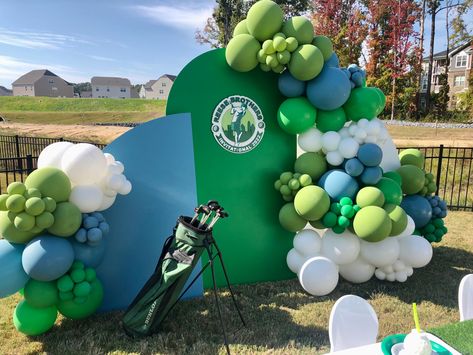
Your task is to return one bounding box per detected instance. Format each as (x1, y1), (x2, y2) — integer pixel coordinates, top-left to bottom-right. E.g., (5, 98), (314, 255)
(122, 215), (245, 354)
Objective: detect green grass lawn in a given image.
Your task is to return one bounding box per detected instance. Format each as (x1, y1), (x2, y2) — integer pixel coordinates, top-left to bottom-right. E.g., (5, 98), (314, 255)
(0, 211), (472, 354)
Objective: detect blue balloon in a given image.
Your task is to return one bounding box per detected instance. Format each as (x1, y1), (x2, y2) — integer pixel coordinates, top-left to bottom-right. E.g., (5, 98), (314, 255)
(360, 166), (383, 185)
(91, 212), (105, 223)
(325, 53), (340, 68)
(351, 71), (364, 87)
(430, 198), (438, 207)
(98, 222), (110, 235)
(71, 238), (106, 268)
(401, 195), (433, 228)
(348, 64), (359, 73)
(341, 68), (351, 78)
(75, 228), (87, 243)
(87, 228), (103, 243)
(358, 143), (383, 167)
(306, 67), (351, 110)
(0, 240), (29, 298)
(344, 158), (364, 177)
(22, 236), (74, 282)
(278, 71), (306, 97)
(84, 216), (99, 229)
(318, 170), (359, 200)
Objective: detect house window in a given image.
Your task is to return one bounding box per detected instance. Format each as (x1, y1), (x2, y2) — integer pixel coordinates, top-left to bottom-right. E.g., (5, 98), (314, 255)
(456, 54), (467, 68)
(96, 88), (99, 91)
(25, 86), (27, 90)
(52, 87), (57, 91)
(162, 82), (166, 87)
(120, 88), (127, 92)
(49, 79), (54, 84)
(421, 76), (428, 91)
(107, 88), (110, 92)
(454, 75), (466, 87)
(159, 90), (164, 94)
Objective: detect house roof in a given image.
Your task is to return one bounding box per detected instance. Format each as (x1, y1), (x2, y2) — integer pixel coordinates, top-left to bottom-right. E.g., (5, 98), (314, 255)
(91, 76), (131, 86)
(422, 41), (472, 61)
(160, 74), (176, 81)
(144, 80), (157, 89)
(0, 86), (12, 94)
(12, 69), (62, 85)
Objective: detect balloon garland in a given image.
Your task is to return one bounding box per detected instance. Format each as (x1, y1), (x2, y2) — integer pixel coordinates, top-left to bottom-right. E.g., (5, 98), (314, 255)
(0, 142), (131, 335)
(225, 0), (448, 296)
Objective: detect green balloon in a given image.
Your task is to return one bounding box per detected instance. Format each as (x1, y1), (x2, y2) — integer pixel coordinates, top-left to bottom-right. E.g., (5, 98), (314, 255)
(309, 219), (325, 229)
(375, 177), (403, 205)
(397, 165), (425, 195)
(262, 39), (276, 54)
(246, 0), (284, 41)
(356, 187), (385, 208)
(25, 167), (71, 202)
(277, 97), (317, 134)
(233, 19), (249, 36)
(36, 212), (54, 229)
(399, 149), (425, 169)
(273, 33), (287, 51)
(331, 202), (342, 214)
(298, 174), (312, 187)
(383, 171), (402, 186)
(13, 300), (57, 336)
(71, 268), (86, 283)
(353, 206), (392, 242)
(340, 205), (355, 218)
(85, 268), (96, 282)
(294, 186), (330, 221)
(7, 182), (26, 196)
(42, 197), (56, 213)
(47, 202), (82, 237)
(285, 37), (298, 52)
(384, 204), (408, 236)
(25, 197), (46, 216)
(24, 188), (42, 199)
(282, 16), (314, 44)
(280, 171), (293, 184)
(288, 44), (324, 81)
(277, 50), (291, 64)
(312, 35), (333, 60)
(0, 194), (8, 210)
(59, 291), (74, 301)
(294, 152), (327, 180)
(57, 279), (103, 320)
(278, 203), (307, 232)
(225, 34), (261, 72)
(73, 281), (91, 297)
(6, 194), (26, 213)
(343, 87), (385, 121)
(0, 211), (35, 243)
(338, 215), (350, 228)
(340, 197), (353, 206)
(57, 275), (74, 292)
(316, 108), (347, 133)
(373, 87), (387, 113)
(24, 280), (59, 308)
(322, 211), (338, 227)
(14, 212), (35, 231)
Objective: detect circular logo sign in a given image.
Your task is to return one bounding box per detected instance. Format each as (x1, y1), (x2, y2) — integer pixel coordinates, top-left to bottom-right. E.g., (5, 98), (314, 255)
(211, 95), (265, 154)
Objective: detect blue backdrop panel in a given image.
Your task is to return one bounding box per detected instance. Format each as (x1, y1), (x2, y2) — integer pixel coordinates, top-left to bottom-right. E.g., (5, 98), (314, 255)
(98, 113), (202, 311)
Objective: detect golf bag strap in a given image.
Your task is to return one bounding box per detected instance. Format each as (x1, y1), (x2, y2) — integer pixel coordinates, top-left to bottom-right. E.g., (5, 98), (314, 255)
(154, 235), (174, 273)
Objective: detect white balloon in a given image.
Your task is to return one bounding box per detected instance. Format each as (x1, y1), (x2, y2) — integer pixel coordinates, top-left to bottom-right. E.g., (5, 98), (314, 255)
(379, 136), (401, 172)
(287, 249), (307, 274)
(104, 153), (115, 164)
(321, 229), (360, 265)
(117, 180), (132, 195)
(338, 138), (359, 159)
(360, 238), (400, 268)
(62, 143), (108, 185)
(339, 127), (350, 138)
(405, 266), (414, 276)
(298, 257), (339, 296)
(338, 256), (375, 283)
(382, 265), (394, 274)
(293, 229), (322, 256)
(366, 120), (381, 136)
(375, 269), (386, 280)
(348, 124), (358, 136)
(395, 271), (408, 282)
(69, 185), (104, 213)
(107, 174), (126, 191)
(365, 135), (378, 144)
(108, 161), (125, 175)
(393, 260), (406, 272)
(326, 151), (344, 166)
(357, 119), (369, 128)
(386, 272), (396, 282)
(298, 128), (323, 152)
(97, 194), (116, 211)
(399, 235), (433, 268)
(355, 127), (367, 140)
(38, 142), (74, 169)
(322, 132), (341, 152)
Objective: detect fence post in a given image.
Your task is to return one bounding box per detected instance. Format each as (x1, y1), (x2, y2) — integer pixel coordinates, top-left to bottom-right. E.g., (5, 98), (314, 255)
(26, 155), (33, 175)
(435, 144), (444, 196)
(15, 135), (23, 172)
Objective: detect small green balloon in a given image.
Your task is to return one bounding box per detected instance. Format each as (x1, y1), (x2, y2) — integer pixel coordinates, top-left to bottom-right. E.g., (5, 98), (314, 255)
(356, 187), (385, 208)
(288, 178), (300, 190)
(266, 53), (278, 67)
(70, 268), (86, 283)
(262, 39), (276, 54)
(58, 279), (103, 320)
(42, 197), (56, 213)
(298, 174), (312, 187)
(338, 216), (350, 228)
(280, 171), (293, 184)
(282, 16), (314, 44)
(233, 19), (249, 36)
(225, 34), (261, 72)
(343, 87), (385, 122)
(433, 218), (444, 228)
(333, 225), (346, 234)
(294, 152), (327, 181)
(24, 188), (42, 199)
(57, 275), (74, 292)
(277, 97), (317, 134)
(353, 206), (392, 242)
(312, 35), (333, 60)
(424, 224), (436, 234)
(13, 300), (57, 336)
(340, 197), (353, 206)
(274, 179), (282, 190)
(294, 186), (330, 221)
(277, 50), (291, 64)
(47, 202), (82, 237)
(285, 37), (298, 52)
(7, 182), (26, 196)
(246, 0), (284, 41)
(288, 44), (324, 81)
(260, 63), (271, 72)
(6, 194), (26, 213)
(279, 203), (307, 232)
(340, 205), (355, 218)
(397, 165), (425, 195)
(280, 185), (291, 196)
(375, 177), (403, 205)
(322, 212), (338, 227)
(14, 212), (35, 231)
(399, 149), (425, 169)
(25, 167), (71, 203)
(309, 219), (325, 229)
(384, 204), (408, 236)
(73, 281), (91, 297)
(273, 33), (287, 52)
(0, 211), (35, 243)
(316, 108), (347, 133)
(383, 171), (402, 186)
(24, 280), (58, 308)
(59, 291), (74, 301)
(25, 197), (45, 216)
(331, 202), (342, 214)
(85, 268), (96, 283)
(71, 261), (85, 270)
(36, 212), (54, 229)
(257, 49), (267, 64)
(272, 64), (285, 74)
(0, 194), (9, 210)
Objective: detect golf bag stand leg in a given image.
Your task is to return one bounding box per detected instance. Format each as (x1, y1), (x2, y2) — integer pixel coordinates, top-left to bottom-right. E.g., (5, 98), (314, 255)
(205, 242), (231, 355)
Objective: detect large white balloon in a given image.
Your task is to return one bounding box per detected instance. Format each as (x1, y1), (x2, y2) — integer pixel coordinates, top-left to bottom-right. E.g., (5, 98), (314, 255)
(322, 131), (341, 152)
(97, 194), (117, 211)
(69, 185), (104, 213)
(293, 229), (322, 256)
(298, 257), (339, 296)
(298, 128), (323, 152)
(326, 151), (344, 166)
(286, 249), (308, 274)
(338, 137), (359, 159)
(321, 229), (360, 265)
(61, 143), (108, 185)
(360, 237), (400, 268)
(379, 136), (401, 172)
(338, 256), (375, 283)
(37, 142), (73, 169)
(399, 235), (433, 268)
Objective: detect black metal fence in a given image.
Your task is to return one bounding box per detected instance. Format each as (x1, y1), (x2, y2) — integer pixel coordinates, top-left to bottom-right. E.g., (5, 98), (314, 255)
(0, 135), (472, 211)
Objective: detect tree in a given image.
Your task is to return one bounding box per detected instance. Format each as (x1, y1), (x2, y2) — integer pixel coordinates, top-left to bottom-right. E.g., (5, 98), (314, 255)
(449, 0), (473, 46)
(431, 73), (449, 117)
(73, 82), (91, 95)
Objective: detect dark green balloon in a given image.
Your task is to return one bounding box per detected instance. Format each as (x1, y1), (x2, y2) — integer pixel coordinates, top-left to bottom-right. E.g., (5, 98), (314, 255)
(294, 152), (327, 180)
(343, 87), (385, 121)
(277, 97), (317, 134)
(13, 300), (57, 336)
(383, 171), (402, 186)
(312, 35), (333, 60)
(24, 280), (58, 308)
(47, 202), (82, 237)
(384, 204), (408, 236)
(375, 177), (403, 205)
(316, 108), (346, 133)
(397, 165), (425, 195)
(57, 279), (103, 320)
(278, 203), (307, 232)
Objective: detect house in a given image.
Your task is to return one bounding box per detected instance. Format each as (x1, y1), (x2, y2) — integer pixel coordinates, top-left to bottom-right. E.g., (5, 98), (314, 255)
(420, 41), (472, 109)
(80, 91), (92, 98)
(144, 74), (176, 100)
(91, 76), (131, 99)
(0, 86), (12, 96)
(12, 69), (73, 97)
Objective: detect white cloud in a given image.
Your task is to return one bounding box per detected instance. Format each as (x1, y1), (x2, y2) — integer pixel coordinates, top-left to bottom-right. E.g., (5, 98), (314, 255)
(132, 4), (213, 30)
(0, 28), (92, 50)
(88, 55), (116, 62)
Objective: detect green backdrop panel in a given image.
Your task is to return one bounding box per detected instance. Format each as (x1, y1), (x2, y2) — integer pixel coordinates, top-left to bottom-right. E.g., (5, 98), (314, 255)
(167, 49), (296, 287)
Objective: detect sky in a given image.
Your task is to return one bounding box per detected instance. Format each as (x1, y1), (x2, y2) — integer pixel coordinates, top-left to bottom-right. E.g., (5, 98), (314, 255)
(0, 0), (471, 88)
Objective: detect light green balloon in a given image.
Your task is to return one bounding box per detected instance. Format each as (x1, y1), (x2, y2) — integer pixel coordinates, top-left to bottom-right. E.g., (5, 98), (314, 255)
(277, 50), (291, 64)
(42, 197), (57, 213)
(262, 39), (276, 54)
(7, 182), (26, 196)
(25, 197), (45, 216)
(384, 204), (408, 236)
(288, 44), (324, 81)
(0, 194), (8, 210)
(25, 167), (71, 202)
(294, 186), (330, 221)
(353, 206), (392, 242)
(257, 49), (267, 63)
(279, 203), (307, 232)
(24, 188), (42, 199)
(14, 212), (35, 231)
(272, 64), (285, 73)
(343, 87), (385, 121)
(266, 53), (278, 68)
(277, 97), (317, 134)
(273, 33), (287, 51)
(47, 202), (82, 237)
(260, 63), (271, 72)
(225, 34), (261, 72)
(6, 194), (25, 213)
(316, 108), (346, 133)
(356, 187), (385, 208)
(246, 0), (284, 41)
(285, 37), (299, 52)
(0, 211), (35, 243)
(13, 300), (57, 336)
(282, 16), (314, 44)
(399, 149), (425, 169)
(36, 212), (54, 229)
(233, 19), (249, 36)
(312, 35), (333, 60)
(294, 152), (327, 181)
(24, 280), (59, 308)
(397, 165), (425, 195)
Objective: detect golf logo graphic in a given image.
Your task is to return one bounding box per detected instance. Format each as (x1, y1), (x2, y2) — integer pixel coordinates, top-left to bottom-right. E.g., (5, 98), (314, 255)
(211, 95), (265, 154)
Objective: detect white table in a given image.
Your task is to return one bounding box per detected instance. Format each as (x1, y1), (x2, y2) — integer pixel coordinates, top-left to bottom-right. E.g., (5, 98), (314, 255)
(326, 333), (462, 355)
